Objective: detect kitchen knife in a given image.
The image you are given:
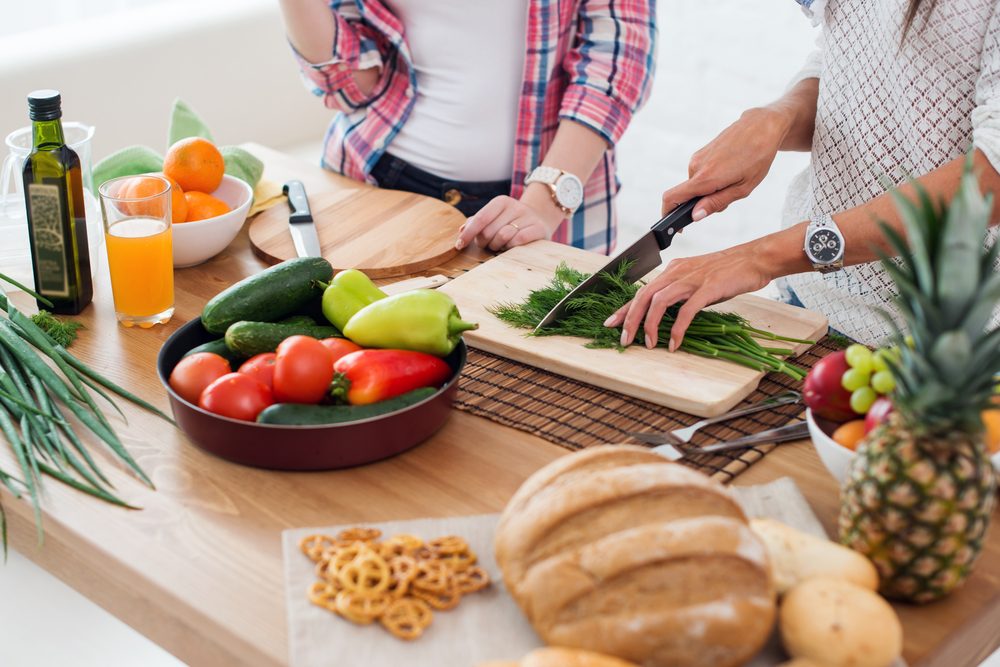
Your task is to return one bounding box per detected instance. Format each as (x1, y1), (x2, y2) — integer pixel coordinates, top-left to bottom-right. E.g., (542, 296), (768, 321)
(533, 197), (700, 332)
(283, 180), (323, 258)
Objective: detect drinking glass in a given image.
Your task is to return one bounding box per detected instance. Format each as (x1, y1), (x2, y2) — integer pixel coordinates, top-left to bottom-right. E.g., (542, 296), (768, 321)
(98, 175), (175, 327)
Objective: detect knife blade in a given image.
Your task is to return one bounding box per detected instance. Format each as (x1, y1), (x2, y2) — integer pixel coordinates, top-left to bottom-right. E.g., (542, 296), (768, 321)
(283, 180), (323, 258)
(533, 197), (700, 332)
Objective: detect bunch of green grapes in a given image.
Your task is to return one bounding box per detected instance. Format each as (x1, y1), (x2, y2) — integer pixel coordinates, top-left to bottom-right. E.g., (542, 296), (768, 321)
(841, 344), (897, 414)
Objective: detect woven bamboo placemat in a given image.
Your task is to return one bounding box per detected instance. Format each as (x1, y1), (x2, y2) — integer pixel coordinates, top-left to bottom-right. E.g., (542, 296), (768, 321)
(454, 337), (842, 484)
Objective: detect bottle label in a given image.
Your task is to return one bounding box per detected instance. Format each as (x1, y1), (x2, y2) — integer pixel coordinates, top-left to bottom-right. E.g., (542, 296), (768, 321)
(27, 183), (70, 298)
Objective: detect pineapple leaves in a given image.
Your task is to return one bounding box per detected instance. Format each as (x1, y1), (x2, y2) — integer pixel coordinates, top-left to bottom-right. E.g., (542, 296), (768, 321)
(929, 331), (972, 385)
(937, 165), (991, 323)
(888, 189), (936, 294)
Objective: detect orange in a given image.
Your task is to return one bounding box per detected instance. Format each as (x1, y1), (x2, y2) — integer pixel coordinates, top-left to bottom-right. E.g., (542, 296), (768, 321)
(163, 137), (225, 194)
(119, 174), (187, 223)
(982, 410), (1000, 454)
(832, 419), (867, 451)
(183, 191), (230, 222)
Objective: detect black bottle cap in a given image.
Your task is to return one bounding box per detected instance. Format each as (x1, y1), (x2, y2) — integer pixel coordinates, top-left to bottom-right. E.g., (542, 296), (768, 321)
(27, 90), (62, 121)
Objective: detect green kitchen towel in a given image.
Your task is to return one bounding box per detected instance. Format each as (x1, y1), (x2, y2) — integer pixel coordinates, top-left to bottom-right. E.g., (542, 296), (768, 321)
(92, 99), (264, 194)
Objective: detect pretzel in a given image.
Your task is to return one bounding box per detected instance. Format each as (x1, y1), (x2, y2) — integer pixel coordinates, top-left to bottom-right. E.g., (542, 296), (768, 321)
(455, 566), (491, 594)
(299, 534), (341, 562)
(338, 549), (391, 596)
(307, 581), (340, 611)
(428, 535), (469, 556)
(316, 541), (367, 582)
(380, 534), (424, 558)
(380, 598), (433, 640)
(439, 548), (477, 573)
(408, 546), (436, 562)
(411, 559), (455, 594)
(337, 527), (382, 543)
(411, 585), (461, 611)
(335, 590), (390, 625)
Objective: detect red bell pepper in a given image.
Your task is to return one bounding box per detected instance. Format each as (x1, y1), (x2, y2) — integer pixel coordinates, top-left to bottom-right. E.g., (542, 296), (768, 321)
(331, 349), (451, 405)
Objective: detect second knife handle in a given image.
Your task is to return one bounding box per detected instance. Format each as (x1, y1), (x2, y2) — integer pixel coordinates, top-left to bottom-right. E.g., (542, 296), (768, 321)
(284, 180), (309, 218)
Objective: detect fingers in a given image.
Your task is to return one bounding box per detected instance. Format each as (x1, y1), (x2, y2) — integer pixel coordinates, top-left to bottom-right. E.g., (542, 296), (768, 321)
(455, 196), (512, 250)
(669, 288), (717, 352)
(690, 181), (752, 221)
(661, 178), (711, 217)
(643, 282), (690, 348)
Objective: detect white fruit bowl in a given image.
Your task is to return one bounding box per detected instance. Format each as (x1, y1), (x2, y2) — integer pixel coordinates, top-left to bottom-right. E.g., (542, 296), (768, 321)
(171, 175), (253, 268)
(807, 408), (1000, 483)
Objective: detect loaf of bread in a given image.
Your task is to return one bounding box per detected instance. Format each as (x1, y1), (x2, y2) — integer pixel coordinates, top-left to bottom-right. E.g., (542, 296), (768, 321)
(778, 660), (827, 667)
(494, 445), (776, 667)
(477, 647), (640, 667)
(751, 518), (879, 593)
(780, 578), (903, 667)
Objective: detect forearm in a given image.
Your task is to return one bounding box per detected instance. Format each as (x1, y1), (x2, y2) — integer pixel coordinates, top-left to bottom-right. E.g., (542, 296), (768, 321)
(279, 0), (335, 64)
(762, 77), (819, 153)
(522, 120), (609, 227)
(757, 150), (1000, 278)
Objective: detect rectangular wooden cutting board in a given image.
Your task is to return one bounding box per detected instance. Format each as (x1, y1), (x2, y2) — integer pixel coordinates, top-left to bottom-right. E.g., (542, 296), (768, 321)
(439, 241), (828, 417)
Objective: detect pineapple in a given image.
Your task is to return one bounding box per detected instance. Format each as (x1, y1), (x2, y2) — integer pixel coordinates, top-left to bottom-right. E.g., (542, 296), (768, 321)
(838, 159), (1000, 603)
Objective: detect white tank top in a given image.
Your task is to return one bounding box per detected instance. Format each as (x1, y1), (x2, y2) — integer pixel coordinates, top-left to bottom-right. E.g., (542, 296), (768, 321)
(382, 0), (528, 182)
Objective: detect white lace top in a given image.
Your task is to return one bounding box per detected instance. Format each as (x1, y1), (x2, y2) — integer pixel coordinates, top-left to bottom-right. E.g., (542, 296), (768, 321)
(780, 0), (1000, 346)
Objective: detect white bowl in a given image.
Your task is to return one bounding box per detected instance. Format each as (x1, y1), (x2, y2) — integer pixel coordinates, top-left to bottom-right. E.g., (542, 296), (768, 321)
(171, 175), (253, 268)
(807, 408), (1000, 483)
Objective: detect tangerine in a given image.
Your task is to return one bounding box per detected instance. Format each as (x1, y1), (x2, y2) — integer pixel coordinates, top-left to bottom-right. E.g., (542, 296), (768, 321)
(831, 419), (867, 451)
(982, 409), (1000, 454)
(184, 191), (230, 222)
(118, 175), (174, 219)
(163, 137), (225, 194)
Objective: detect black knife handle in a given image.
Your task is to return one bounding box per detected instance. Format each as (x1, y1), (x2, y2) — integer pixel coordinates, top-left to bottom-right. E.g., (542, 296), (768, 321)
(283, 180), (310, 219)
(650, 197), (699, 250)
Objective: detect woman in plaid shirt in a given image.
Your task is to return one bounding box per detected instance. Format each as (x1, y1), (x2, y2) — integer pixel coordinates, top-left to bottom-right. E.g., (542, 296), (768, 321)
(279, 0), (656, 255)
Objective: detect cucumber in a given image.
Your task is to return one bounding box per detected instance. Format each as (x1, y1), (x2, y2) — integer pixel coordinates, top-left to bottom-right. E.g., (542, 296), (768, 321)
(182, 338), (245, 366)
(225, 320), (341, 357)
(201, 257), (333, 334)
(256, 388), (438, 425)
(278, 315), (317, 326)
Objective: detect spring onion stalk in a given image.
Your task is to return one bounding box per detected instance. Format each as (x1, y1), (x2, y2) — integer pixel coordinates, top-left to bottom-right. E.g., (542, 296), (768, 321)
(0, 284), (168, 552)
(490, 262), (811, 381)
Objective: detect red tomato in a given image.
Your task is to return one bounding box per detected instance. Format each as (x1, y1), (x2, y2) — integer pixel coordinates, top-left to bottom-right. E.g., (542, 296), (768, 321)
(198, 373), (273, 421)
(273, 335), (335, 404)
(239, 352), (277, 391)
(169, 352), (231, 404)
(319, 338), (363, 365)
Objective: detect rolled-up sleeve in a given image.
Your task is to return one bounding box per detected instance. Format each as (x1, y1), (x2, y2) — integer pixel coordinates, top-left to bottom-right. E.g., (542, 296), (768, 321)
(972, 5), (1000, 173)
(559, 0), (657, 146)
(291, 2), (387, 110)
(786, 30), (824, 91)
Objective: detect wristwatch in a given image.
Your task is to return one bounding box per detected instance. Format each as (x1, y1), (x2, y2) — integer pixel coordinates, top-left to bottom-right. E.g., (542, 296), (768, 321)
(524, 166), (583, 216)
(804, 213), (845, 273)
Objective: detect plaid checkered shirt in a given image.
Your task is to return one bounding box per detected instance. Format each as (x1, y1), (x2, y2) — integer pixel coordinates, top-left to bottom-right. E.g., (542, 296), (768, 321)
(292, 0), (657, 254)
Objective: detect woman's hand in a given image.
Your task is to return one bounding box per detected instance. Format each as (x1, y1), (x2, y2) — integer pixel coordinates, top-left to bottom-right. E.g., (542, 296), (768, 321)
(455, 185), (565, 252)
(604, 242), (777, 351)
(662, 107), (793, 222)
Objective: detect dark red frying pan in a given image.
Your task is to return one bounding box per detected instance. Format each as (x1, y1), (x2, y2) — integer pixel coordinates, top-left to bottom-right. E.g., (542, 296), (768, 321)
(156, 317), (466, 470)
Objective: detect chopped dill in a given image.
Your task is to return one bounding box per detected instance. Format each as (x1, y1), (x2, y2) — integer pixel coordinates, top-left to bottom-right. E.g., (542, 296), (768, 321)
(489, 261), (812, 380)
(30, 310), (84, 347)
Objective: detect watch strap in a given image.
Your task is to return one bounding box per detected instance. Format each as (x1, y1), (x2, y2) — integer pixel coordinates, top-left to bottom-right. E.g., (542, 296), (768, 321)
(524, 166), (562, 186)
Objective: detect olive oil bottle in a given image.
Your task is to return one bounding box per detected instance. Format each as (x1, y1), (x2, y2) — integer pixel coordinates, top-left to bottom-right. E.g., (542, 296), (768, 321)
(22, 89), (93, 314)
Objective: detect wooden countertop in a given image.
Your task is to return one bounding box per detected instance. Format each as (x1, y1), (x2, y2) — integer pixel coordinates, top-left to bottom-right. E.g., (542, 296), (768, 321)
(2, 144), (997, 667)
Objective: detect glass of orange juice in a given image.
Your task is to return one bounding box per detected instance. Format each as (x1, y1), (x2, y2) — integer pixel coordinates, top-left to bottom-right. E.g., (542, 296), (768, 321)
(98, 175), (174, 327)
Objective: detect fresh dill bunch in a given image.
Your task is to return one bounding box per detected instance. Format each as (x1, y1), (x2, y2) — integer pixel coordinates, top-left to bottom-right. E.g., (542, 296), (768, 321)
(30, 310), (84, 347)
(490, 261), (812, 380)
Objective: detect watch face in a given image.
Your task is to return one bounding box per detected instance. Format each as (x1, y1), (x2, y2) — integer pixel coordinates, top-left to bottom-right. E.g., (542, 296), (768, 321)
(555, 175), (584, 210)
(808, 229), (843, 263)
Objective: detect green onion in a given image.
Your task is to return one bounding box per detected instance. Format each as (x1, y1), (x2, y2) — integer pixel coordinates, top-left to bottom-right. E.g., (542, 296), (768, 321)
(490, 261), (811, 381)
(0, 286), (168, 553)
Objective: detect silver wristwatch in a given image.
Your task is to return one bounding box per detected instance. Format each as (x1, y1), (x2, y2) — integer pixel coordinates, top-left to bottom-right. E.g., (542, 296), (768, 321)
(524, 166), (583, 216)
(803, 213), (845, 273)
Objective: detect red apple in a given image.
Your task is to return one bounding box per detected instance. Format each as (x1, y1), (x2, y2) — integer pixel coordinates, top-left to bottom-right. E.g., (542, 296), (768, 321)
(864, 396), (894, 434)
(803, 350), (858, 422)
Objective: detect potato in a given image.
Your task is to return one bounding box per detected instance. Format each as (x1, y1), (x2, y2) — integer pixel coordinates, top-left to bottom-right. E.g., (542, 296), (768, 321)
(751, 518), (878, 593)
(780, 578), (902, 667)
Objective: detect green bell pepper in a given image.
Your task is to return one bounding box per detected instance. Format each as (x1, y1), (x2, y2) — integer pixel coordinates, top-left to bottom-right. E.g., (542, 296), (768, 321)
(342, 289), (478, 357)
(319, 269), (388, 330)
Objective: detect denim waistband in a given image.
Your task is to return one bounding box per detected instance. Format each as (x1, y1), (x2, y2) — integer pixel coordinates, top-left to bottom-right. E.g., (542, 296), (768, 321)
(370, 153), (512, 217)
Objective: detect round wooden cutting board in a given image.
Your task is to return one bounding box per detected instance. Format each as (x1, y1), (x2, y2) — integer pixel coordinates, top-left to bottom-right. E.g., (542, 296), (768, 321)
(248, 187), (466, 278)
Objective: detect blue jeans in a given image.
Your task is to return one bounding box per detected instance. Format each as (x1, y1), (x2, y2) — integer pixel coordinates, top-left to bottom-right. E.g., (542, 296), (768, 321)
(370, 153), (512, 218)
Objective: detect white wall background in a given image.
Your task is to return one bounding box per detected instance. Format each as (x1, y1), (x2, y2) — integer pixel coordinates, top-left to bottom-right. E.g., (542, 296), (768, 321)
(1, 1), (998, 666)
